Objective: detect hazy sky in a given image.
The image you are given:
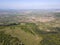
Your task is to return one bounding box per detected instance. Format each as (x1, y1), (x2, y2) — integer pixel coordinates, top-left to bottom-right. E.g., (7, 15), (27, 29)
(0, 0), (60, 9)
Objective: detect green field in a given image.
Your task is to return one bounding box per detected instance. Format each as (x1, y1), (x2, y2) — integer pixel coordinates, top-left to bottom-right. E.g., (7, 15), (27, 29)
(0, 21), (60, 45)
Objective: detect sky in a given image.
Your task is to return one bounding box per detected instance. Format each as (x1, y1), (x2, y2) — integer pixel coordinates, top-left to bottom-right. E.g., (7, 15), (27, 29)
(0, 0), (60, 9)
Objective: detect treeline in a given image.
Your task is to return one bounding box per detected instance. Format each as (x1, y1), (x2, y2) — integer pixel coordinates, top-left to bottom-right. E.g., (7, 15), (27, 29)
(0, 22), (20, 26)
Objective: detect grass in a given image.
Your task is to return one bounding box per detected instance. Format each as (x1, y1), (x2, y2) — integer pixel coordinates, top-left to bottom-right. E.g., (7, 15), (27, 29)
(0, 23), (42, 45)
(0, 22), (60, 45)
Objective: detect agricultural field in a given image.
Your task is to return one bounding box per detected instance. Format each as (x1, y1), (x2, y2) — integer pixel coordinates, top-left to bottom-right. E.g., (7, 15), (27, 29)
(0, 10), (60, 45)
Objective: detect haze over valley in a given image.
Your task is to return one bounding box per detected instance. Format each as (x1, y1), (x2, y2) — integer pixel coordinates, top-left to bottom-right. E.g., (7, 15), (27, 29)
(0, 0), (60, 45)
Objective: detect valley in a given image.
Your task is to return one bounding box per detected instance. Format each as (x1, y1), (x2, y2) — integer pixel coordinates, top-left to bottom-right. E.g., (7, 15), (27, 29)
(0, 9), (60, 45)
